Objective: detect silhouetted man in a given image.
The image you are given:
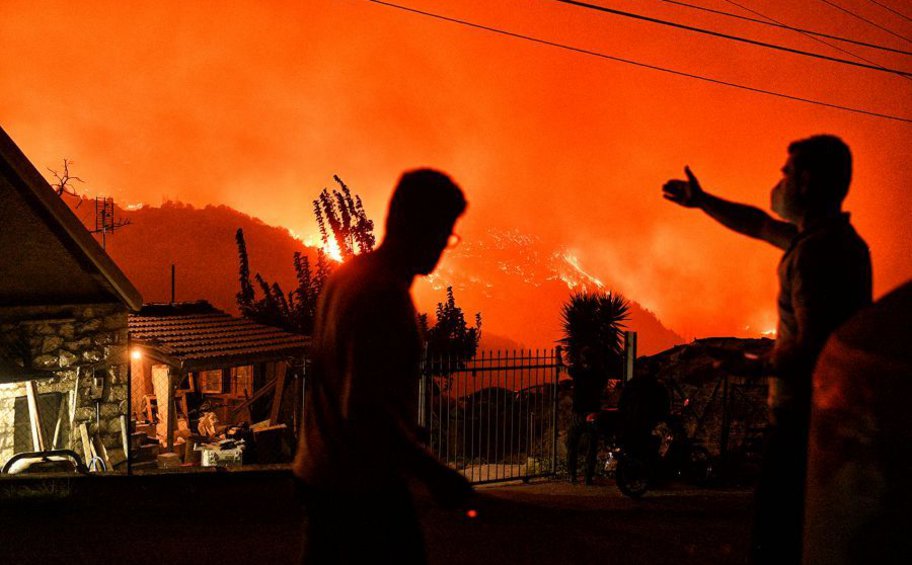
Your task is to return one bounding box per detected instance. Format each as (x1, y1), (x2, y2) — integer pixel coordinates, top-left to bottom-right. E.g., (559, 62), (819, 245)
(294, 169), (473, 564)
(662, 135), (872, 564)
(566, 346), (606, 485)
(617, 371), (669, 467)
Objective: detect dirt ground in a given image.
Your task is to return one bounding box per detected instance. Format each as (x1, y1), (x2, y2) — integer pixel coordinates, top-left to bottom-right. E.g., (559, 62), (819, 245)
(0, 471), (752, 564)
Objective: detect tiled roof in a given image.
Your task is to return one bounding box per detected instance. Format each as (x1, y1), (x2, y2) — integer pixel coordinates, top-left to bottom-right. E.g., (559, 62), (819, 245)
(128, 301), (307, 370)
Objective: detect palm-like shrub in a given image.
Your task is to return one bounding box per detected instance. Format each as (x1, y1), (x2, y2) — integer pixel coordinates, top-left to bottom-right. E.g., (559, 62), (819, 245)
(559, 291), (630, 373)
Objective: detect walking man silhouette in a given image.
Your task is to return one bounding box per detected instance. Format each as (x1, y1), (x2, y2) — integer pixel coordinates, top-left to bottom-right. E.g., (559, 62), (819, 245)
(294, 169), (474, 564)
(662, 135), (872, 564)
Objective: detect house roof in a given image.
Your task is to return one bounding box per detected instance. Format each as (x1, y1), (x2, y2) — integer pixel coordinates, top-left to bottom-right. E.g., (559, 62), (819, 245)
(128, 301), (308, 371)
(0, 126), (142, 310)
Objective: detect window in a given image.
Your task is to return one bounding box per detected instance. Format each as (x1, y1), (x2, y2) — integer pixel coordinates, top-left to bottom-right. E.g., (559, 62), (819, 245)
(198, 370), (224, 394)
(231, 365), (254, 398)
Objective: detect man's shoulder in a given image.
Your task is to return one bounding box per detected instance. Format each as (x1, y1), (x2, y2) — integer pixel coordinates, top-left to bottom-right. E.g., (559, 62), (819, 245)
(795, 218), (869, 261)
(324, 254), (407, 310)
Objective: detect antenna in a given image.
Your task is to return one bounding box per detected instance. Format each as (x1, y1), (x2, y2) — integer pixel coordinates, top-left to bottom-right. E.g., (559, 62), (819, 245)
(90, 196), (130, 249)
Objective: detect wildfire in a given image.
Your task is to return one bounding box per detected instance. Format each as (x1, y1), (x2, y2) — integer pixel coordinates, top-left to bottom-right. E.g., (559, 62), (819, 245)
(558, 252), (605, 290)
(288, 229), (344, 263)
(322, 238), (344, 263)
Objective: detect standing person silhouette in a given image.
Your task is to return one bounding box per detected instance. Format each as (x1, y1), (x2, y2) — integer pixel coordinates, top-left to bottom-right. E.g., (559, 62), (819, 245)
(293, 169), (474, 564)
(662, 135), (872, 564)
(566, 346), (606, 485)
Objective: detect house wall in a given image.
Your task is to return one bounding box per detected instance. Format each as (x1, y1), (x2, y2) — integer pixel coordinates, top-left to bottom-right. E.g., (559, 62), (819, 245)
(0, 303), (129, 471)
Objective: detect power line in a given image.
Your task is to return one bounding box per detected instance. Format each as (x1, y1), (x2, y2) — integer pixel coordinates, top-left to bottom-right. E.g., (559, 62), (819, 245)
(363, 0), (912, 124)
(656, 0), (912, 55)
(817, 0), (912, 45)
(866, 0), (912, 25)
(720, 0), (912, 83)
(552, 0), (912, 76)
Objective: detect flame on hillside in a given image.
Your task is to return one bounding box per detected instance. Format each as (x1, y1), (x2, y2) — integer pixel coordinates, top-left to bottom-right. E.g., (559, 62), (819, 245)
(322, 238), (344, 263)
(555, 252), (604, 290)
(288, 229), (344, 263)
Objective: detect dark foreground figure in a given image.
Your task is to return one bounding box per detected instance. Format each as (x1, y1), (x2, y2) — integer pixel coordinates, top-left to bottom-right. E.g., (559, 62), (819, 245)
(804, 280), (912, 564)
(293, 169), (473, 563)
(663, 135), (872, 564)
(566, 347), (607, 485)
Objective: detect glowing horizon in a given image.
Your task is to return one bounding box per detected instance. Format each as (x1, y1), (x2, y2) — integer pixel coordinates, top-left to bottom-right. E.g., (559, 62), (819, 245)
(2, 0), (909, 340)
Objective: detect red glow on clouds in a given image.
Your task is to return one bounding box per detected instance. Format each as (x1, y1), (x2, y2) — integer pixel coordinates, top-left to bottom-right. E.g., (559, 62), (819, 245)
(2, 1), (910, 341)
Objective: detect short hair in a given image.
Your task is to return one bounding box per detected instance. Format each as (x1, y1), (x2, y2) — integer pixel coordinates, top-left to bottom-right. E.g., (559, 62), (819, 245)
(385, 169), (467, 237)
(788, 134), (852, 205)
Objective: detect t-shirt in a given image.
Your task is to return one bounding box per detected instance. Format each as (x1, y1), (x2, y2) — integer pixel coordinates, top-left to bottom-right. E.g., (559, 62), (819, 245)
(293, 251), (422, 492)
(569, 365), (607, 414)
(771, 213), (872, 411)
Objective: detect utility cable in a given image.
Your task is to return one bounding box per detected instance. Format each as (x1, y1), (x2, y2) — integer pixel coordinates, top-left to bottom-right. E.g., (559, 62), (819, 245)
(363, 0), (912, 124)
(817, 0), (912, 45)
(655, 0), (912, 55)
(720, 0), (912, 83)
(552, 0), (912, 76)
(866, 0), (912, 24)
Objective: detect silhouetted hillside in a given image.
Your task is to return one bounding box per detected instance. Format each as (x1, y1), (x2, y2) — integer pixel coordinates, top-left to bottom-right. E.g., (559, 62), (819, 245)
(65, 196), (309, 314)
(414, 228), (684, 355)
(63, 198), (683, 354)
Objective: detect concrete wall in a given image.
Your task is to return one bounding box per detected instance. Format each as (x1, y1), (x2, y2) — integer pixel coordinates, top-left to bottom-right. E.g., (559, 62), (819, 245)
(0, 303), (129, 471)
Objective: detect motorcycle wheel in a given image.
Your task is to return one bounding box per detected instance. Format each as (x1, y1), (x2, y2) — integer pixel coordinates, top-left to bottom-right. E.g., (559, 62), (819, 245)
(616, 455), (650, 498)
(686, 445), (713, 486)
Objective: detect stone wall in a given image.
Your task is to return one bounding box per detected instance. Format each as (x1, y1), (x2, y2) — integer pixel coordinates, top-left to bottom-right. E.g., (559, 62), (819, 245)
(0, 303), (129, 471)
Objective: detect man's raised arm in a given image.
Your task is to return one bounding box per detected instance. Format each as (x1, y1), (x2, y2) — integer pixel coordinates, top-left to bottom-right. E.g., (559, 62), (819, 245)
(663, 166), (796, 250)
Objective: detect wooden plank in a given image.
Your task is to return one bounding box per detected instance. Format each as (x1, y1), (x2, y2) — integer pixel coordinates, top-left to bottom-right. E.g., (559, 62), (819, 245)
(51, 392), (68, 449)
(269, 362), (288, 425)
(120, 415), (130, 458)
(25, 380), (46, 451)
(93, 433), (110, 470)
(230, 377), (276, 416)
(78, 422), (94, 465)
(151, 365), (172, 447)
(166, 370), (177, 452)
(144, 394), (157, 423)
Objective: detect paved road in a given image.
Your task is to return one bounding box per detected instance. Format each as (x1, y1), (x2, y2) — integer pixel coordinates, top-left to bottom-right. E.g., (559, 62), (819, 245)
(424, 479), (752, 565)
(1, 473), (752, 564)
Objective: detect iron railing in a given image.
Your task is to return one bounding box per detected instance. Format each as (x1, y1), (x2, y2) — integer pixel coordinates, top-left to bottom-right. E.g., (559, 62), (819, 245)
(420, 349), (562, 484)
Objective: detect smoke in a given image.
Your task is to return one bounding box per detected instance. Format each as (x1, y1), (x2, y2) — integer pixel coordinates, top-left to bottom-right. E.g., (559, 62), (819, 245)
(2, 0), (910, 340)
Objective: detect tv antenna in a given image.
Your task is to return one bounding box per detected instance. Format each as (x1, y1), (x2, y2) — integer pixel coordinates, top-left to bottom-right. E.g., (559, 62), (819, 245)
(91, 196), (130, 249)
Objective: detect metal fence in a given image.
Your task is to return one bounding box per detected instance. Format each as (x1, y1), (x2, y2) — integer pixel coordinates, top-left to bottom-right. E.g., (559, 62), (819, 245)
(420, 349), (562, 484)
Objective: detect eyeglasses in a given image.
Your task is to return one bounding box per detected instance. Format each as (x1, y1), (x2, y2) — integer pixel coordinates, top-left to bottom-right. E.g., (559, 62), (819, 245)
(446, 233), (462, 249)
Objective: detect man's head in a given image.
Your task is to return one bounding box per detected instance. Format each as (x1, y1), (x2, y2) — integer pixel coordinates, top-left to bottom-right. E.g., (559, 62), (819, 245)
(384, 168), (467, 275)
(771, 135), (852, 223)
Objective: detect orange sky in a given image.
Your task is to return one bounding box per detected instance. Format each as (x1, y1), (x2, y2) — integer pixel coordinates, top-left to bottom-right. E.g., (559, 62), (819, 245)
(2, 0), (910, 339)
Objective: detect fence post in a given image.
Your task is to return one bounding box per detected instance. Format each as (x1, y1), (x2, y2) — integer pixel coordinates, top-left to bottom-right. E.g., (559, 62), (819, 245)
(551, 347), (560, 475)
(624, 331), (638, 382)
(418, 343), (428, 433)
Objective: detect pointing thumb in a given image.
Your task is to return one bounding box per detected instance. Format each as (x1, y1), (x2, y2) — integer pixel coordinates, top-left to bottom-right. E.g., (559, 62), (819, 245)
(684, 166), (697, 184)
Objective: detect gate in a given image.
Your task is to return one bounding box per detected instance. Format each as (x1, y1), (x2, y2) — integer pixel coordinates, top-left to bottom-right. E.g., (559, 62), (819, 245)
(420, 349), (562, 484)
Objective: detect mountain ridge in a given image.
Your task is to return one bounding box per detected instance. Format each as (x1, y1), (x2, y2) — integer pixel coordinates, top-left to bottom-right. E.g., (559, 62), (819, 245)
(65, 197), (684, 355)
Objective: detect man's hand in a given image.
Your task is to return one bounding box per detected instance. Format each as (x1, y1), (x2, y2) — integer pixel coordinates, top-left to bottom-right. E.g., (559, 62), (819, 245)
(662, 166), (705, 208)
(429, 465), (474, 510)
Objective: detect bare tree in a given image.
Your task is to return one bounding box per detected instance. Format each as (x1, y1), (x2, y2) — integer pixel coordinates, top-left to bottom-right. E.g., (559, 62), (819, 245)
(48, 159), (85, 199)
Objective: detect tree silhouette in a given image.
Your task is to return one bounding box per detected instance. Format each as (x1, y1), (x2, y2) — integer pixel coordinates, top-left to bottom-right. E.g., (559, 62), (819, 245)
(422, 287), (482, 376)
(235, 228), (332, 334)
(313, 175), (375, 261)
(48, 159), (84, 198)
(235, 175), (372, 334)
(558, 290), (630, 376)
